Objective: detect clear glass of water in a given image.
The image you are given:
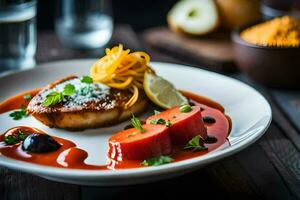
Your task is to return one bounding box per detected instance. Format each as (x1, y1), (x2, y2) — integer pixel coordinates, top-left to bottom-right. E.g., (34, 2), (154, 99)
(55, 0), (113, 50)
(0, 0), (37, 71)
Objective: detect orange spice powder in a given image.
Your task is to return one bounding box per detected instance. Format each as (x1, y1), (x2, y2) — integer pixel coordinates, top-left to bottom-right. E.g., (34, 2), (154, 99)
(241, 16), (300, 47)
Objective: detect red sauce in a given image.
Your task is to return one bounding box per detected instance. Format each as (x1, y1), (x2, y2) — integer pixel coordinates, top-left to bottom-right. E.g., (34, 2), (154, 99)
(0, 126), (106, 170)
(0, 89), (40, 114)
(0, 90), (231, 170)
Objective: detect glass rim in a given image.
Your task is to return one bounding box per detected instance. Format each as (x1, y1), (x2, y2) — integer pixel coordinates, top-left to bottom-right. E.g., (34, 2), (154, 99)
(0, 0), (37, 9)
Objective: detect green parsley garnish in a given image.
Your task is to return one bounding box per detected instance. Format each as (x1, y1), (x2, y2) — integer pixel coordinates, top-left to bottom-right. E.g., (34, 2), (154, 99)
(43, 84), (76, 107)
(4, 131), (28, 145)
(18, 132), (27, 141)
(4, 135), (19, 145)
(131, 115), (144, 133)
(180, 104), (192, 113)
(184, 135), (207, 152)
(23, 94), (32, 100)
(150, 118), (166, 125)
(150, 118), (172, 128)
(81, 76), (93, 84)
(141, 155), (174, 166)
(62, 84), (76, 96)
(42, 92), (63, 107)
(9, 105), (28, 120)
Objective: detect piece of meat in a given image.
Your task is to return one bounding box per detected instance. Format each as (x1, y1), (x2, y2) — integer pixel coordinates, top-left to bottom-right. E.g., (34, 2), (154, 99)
(27, 76), (148, 130)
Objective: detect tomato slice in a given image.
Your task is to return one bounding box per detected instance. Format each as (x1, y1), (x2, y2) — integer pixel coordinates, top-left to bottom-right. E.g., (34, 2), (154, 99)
(146, 106), (207, 145)
(108, 124), (172, 161)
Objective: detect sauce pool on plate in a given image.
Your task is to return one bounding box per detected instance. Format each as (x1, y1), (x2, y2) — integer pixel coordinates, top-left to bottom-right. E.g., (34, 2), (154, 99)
(0, 90), (231, 170)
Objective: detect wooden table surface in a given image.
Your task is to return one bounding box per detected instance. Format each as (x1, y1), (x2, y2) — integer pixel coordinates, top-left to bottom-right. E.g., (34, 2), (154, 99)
(1, 25), (300, 200)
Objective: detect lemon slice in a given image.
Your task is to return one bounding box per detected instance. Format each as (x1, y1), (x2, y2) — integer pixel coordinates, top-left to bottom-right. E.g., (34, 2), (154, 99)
(144, 71), (188, 109)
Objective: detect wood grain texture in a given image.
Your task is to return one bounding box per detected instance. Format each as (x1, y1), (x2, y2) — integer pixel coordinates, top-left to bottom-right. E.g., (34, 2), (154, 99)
(237, 75), (300, 199)
(270, 90), (300, 150)
(260, 125), (300, 199)
(0, 168), (81, 200)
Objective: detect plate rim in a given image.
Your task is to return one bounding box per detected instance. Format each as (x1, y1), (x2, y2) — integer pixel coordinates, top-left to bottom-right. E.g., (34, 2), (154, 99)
(0, 60), (272, 178)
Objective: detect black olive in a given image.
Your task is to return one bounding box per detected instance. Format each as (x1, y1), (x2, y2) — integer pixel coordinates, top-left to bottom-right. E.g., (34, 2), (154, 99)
(22, 133), (61, 153)
(205, 135), (218, 144)
(203, 116), (216, 124)
(200, 107), (205, 111)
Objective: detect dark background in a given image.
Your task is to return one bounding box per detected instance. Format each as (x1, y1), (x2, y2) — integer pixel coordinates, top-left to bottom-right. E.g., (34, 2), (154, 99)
(36, 0), (300, 31)
(37, 0), (176, 31)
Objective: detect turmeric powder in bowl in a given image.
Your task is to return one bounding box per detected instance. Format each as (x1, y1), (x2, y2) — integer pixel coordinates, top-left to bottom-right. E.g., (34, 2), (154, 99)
(240, 16), (300, 47)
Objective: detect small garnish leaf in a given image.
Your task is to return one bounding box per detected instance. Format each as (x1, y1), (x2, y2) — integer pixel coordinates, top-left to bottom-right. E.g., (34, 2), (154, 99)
(184, 135), (207, 152)
(9, 105), (28, 120)
(154, 110), (161, 115)
(81, 76), (93, 84)
(180, 104), (192, 113)
(131, 115), (144, 133)
(4, 135), (19, 145)
(4, 131), (28, 145)
(42, 92), (63, 107)
(150, 118), (166, 125)
(18, 131), (28, 141)
(141, 155), (174, 166)
(20, 104), (26, 111)
(23, 94), (32, 100)
(43, 84), (76, 107)
(62, 84), (76, 96)
(149, 118), (172, 128)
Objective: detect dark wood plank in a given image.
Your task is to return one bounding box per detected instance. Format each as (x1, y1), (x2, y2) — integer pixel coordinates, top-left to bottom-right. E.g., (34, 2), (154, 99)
(270, 90), (300, 146)
(82, 158), (260, 200)
(259, 124), (300, 198)
(0, 168), (81, 200)
(271, 90), (300, 133)
(142, 27), (236, 72)
(201, 124), (299, 200)
(235, 75), (300, 199)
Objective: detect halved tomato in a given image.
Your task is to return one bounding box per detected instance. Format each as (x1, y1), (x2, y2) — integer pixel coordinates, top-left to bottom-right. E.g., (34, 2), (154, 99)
(108, 124), (172, 161)
(146, 106), (207, 145)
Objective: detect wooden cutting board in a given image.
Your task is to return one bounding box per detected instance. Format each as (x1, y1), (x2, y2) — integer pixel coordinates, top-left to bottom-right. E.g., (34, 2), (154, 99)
(142, 27), (236, 72)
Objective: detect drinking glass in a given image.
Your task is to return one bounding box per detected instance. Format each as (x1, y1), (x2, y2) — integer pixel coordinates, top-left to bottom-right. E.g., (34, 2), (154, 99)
(262, 0), (300, 18)
(0, 0), (37, 71)
(55, 0), (113, 50)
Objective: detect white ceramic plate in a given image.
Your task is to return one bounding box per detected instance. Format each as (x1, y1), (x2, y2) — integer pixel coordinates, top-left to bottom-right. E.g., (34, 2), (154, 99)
(0, 60), (272, 186)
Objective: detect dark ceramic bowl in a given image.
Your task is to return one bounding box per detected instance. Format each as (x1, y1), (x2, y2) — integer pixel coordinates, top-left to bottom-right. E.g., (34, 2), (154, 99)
(232, 23), (300, 88)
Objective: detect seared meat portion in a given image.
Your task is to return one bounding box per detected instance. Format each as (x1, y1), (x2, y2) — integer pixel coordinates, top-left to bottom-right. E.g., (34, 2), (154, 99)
(27, 76), (148, 130)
